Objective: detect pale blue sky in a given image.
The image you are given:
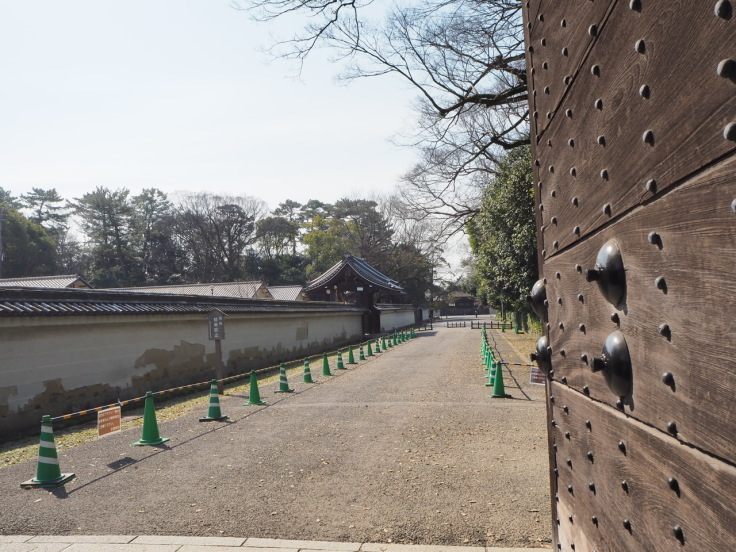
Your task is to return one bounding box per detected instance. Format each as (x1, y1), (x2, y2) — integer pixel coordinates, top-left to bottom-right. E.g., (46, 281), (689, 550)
(0, 1), (419, 210)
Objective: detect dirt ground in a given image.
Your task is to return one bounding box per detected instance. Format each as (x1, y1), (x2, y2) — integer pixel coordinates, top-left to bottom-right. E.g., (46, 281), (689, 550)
(0, 318), (552, 549)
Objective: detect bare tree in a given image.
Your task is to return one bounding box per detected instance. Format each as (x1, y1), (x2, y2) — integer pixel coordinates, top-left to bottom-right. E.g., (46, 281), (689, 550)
(173, 192), (268, 282)
(243, 0), (528, 235)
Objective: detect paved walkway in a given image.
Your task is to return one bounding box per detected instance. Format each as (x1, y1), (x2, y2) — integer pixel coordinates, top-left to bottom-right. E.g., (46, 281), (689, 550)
(0, 535), (548, 552)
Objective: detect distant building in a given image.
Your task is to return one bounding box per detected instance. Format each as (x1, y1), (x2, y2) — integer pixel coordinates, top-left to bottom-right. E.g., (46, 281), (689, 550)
(0, 274), (93, 289)
(448, 291), (476, 308)
(305, 254), (407, 333)
(267, 285), (307, 301)
(110, 281), (273, 299)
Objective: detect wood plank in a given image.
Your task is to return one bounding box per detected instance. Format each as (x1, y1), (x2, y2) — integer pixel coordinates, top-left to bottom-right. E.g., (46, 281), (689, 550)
(526, 0), (614, 139)
(542, 154), (736, 461)
(551, 383), (736, 552)
(533, 0), (736, 254)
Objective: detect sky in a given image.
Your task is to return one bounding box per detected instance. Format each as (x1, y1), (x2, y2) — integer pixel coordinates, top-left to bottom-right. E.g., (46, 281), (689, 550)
(0, 1), (420, 211)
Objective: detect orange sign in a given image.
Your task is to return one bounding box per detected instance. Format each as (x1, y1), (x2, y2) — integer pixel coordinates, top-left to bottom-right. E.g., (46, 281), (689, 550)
(98, 406), (121, 437)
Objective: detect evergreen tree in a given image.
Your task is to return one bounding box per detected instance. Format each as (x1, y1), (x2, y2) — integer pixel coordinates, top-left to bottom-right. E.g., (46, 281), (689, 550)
(466, 145), (537, 325)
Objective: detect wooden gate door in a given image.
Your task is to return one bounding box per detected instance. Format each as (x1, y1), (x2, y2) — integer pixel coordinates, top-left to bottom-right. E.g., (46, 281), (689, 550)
(522, 1), (736, 550)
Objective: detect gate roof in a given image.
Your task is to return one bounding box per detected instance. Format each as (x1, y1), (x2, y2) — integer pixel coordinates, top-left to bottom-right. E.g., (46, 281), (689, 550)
(305, 255), (404, 294)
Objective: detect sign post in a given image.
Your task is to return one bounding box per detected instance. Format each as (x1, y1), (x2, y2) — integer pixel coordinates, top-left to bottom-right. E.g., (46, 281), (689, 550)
(529, 366), (546, 385)
(207, 309), (226, 394)
(98, 406), (121, 437)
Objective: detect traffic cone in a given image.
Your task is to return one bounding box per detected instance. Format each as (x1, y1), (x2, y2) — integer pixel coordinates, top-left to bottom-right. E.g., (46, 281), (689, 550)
(303, 360), (315, 383)
(410, 328), (415, 338)
(244, 371), (267, 405)
(486, 361), (498, 386)
(490, 362), (511, 398)
(133, 392), (171, 446)
(382, 336), (387, 350)
(359, 345), (366, 361)
(323, 352), (333, 376)
(348, 346), (356, 364)
(200, 380), (229, 422)
(502, 322), (506, 333)
(366, 341), (374, 356)
(376, 338), (381, 352)
(336, 350), (346, 370)
(515, 325), (520, 334)
(20, 415), (75, 489)
(275, 363), (294, 393)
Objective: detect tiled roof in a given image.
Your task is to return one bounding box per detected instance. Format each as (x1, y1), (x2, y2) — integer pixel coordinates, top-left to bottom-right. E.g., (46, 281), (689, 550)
(0, 288), (364, 318)
(267, 285), (306, 301)
(305, 255), (404, 293)
(0, 274), (93, 289)
(109, 281), (270, 299)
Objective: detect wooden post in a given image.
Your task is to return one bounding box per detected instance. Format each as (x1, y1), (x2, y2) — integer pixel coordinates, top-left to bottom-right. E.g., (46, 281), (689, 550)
(214, 339), (224, 395)
(207, 309), (226, 395)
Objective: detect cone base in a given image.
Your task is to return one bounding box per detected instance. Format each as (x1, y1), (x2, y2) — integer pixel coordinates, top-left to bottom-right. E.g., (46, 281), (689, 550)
(303, 378), (315, 384)
(245, 399), (267, 405)
(490, 393), (512, 399)
(21, 473), (76, 489)
(199, 415), (229, 422)
(336, 367), (348, 370)
(274, 389), (294, 393)
(132, 437), (170, 446)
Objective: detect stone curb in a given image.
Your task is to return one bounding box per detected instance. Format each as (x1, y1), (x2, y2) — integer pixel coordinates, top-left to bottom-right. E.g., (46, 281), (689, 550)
(0, 536), (550, 552)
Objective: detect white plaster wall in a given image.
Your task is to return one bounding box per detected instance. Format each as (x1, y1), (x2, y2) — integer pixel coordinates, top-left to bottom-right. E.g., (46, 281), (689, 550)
(379, 309), (416, 331)
(0, 310), (362, 436)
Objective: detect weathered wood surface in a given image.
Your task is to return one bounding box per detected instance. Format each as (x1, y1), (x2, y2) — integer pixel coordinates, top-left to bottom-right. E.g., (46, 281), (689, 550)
(551, 383), (736, 552)
(531, 0), (735, 254)
(527, 0), (613, 138)
(543, 154), (736, 462)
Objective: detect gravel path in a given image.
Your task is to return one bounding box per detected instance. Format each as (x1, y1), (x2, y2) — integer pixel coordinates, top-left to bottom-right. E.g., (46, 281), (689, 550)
(0, 319), (552, 549)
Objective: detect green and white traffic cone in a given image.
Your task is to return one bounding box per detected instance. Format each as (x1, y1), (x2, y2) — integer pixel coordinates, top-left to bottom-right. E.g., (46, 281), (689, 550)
(200, 380), (229, 422)
(410, 328), (415, 338)
(366, 341), (374, 356)
(382, 336), (387, 350)
(486, 361), (497, 387)
(490, 362), (511, 398)
(244, 371), (267, 405)
(359, 345), (366, 361)
(336, 350), (346, 370)
(133, 392), (171, 446)
(21, 415), (75, 489)
(348, 346), (356, 364)
(376, 338), (381, 352)
(303, 360), (315, 383)
(275, 363), (294, 393)
(323, 352), (333, 376)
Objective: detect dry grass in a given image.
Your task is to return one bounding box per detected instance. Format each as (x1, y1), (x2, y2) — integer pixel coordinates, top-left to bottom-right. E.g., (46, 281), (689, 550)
(0, 349), (357, 469)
